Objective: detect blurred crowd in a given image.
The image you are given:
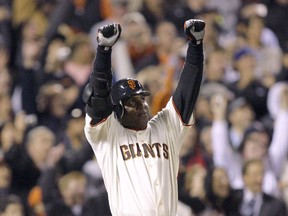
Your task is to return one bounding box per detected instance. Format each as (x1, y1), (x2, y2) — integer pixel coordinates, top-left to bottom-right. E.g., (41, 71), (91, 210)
(0, 0), (288, 215)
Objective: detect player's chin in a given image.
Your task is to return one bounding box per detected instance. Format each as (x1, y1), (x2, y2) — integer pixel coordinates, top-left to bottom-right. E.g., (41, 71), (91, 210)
(137, 113), (149, 126)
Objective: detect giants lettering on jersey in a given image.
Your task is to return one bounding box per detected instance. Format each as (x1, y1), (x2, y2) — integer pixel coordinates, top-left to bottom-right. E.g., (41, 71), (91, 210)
(120, 143), (169, 161)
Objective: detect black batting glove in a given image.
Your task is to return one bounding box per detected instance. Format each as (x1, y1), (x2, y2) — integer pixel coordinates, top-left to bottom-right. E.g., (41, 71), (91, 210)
(97, 23), (122, 50)
(184, 19), (205, 45)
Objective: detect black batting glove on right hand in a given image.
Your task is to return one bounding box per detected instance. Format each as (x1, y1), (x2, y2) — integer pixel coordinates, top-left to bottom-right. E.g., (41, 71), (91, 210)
(97, 23), (122, 50)
(184, 19), (205, 45)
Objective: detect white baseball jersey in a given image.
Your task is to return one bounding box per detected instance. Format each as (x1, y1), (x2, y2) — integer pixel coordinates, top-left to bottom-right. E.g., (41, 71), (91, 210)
(84, 98), (194, 216)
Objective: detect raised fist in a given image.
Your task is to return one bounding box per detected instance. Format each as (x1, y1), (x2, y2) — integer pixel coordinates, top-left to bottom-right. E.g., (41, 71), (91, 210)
(184, 19), (205, 44)
(97, 23), (122, 49)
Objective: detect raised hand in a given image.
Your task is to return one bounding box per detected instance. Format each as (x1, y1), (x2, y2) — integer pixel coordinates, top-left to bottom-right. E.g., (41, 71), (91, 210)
(97, 23), (122, 50)
(210, 94), (228, 121)
(184, 19), (205, 45)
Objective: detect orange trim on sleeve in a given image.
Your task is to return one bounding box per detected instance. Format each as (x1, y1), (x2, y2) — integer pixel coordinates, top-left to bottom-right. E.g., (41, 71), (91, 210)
(171, 99), (194, 126)
(90, 116), (109, 127)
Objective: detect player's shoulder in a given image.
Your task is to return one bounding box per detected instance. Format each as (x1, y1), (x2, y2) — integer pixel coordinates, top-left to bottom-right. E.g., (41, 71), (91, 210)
(84, 113), (118, 130)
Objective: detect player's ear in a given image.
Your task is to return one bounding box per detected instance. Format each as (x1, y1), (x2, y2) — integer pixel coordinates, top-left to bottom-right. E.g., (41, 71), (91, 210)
(114, 101), (124, 119)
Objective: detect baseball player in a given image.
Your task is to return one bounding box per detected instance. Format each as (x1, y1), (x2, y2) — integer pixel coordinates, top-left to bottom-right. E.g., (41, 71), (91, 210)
(83, 19), (205, 216)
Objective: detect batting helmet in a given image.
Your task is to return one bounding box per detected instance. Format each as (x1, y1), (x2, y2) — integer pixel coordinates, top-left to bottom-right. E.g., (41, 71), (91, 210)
(110, 78), (150, 119)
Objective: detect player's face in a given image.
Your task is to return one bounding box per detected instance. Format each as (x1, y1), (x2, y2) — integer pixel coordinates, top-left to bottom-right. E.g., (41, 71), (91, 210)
(120, 95), (150, 130)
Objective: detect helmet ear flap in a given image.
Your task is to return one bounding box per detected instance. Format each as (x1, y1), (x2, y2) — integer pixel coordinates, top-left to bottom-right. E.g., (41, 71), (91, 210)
(114, 100), (124, 119)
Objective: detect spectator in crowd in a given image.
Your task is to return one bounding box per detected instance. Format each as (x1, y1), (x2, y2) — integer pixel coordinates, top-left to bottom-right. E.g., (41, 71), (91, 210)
(200, 166), (237, 215)
(139, 0), (178, 32)
(39, 170), (111, 216)
(12, 24), (45, 115)
(36, 78), (79, 142)
(63, 34), (94, 89)
(41, 33), (70, 81)
(197, 8), (222, 54)
(227, 97), (255, 150)
(12, 14), (46, 70)
(58, 108), (94, 173)
(167, 0), (209, 34)
(179, 164), (207, 215)
(0, 194), (25, 216)
(62, 33), (94, 109)
(210, 86), (288, 198)
(240, 3), (281, 51)
(202, 47), (229, 84)
(228, 47), (269, 120)
(180, 165), (239, 215)
(233, 159), (287, 216)
(3, 126), (57, 211)
(240, 4), (282, 86)
(64, 0), (103, 33)
(206, 0), (242, 37)
(121, 12), (156, 73)
(154, 20), (185, 70)
(194, 82), (233, 130)
(1, 111), (30, 156)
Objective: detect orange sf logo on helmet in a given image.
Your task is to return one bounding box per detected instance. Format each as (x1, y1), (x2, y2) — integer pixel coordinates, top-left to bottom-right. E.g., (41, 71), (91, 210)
(127, 80), (136, 90)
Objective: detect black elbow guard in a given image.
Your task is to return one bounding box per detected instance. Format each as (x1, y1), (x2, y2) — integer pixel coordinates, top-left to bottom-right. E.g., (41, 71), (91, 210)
(82, 83), (113, 120)
(90, 72), (112, 97)
(82, 83), (93, 104)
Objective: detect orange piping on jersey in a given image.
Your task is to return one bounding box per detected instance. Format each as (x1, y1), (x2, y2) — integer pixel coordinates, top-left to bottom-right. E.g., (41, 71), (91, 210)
(89, 116), (109, 127)
(171, 99), (194, 127)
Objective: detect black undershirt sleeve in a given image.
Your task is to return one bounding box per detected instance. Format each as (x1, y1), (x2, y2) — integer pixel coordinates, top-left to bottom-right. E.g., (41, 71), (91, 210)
(172, 42), (204, 124)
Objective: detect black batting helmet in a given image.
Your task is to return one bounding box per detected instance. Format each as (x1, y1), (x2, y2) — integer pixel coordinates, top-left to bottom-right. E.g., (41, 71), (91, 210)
(110, 78), (150, 118)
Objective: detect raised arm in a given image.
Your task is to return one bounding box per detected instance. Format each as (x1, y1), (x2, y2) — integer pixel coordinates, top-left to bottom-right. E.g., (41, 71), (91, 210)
(210, 94), (235, 167)
(82, 24), (121, 125)
(269, 85), (288, 178)
(173, 19), (205, 124)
